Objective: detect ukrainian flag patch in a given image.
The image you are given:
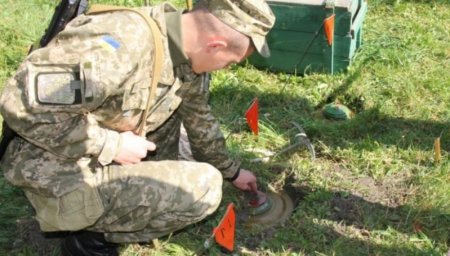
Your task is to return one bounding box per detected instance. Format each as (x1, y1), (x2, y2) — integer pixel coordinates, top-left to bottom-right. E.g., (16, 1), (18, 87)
(100, 35), (120, 52)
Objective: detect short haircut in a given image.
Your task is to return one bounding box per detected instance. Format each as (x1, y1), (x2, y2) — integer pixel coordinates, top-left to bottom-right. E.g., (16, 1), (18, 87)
(190, 3), (251, 53)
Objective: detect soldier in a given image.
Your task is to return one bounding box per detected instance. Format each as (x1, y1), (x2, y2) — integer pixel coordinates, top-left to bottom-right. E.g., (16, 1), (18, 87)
(0, 0), (275, 255)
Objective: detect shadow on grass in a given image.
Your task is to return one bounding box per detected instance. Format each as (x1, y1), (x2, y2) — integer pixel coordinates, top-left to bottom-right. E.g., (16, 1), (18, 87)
(0, 177), (33, 254)
(211, 80), (450, 153)
(374, 0), (447, 5)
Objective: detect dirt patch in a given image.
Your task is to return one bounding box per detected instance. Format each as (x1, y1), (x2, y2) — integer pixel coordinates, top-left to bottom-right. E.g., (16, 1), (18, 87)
(279, 169), (416, 230)
(327, 173), (415, 229)
(336, 168), (414, 208)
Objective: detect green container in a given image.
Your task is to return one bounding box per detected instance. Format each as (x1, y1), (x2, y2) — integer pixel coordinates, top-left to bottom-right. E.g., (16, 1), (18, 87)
(248, 0), (368, 74)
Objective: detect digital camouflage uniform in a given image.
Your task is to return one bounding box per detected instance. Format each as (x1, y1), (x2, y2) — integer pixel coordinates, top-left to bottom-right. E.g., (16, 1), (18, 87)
(0, 3), (235, 243)
(0, 0), (275, 244)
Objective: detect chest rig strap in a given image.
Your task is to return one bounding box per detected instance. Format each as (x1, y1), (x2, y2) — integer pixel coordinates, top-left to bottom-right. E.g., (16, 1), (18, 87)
(87, 5), (164, 136)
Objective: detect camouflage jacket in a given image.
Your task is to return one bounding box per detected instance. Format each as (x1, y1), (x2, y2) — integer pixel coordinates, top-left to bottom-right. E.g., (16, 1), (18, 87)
(0, 3), (239, 197)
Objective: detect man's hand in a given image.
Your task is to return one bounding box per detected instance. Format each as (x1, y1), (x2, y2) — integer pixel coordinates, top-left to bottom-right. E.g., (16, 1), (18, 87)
(113, 131), (156, 165)
(231, 169), (258, 192)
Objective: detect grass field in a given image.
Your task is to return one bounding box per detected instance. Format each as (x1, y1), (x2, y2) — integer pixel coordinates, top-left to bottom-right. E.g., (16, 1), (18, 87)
(0, 0), (449, 255)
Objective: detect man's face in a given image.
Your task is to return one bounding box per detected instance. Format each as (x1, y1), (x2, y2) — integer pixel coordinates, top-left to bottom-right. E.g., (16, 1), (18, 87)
(191, 40), (255, 74)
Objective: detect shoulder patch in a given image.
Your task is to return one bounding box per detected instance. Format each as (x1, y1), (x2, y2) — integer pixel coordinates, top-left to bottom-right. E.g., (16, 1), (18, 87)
(100, 35), (121, 52)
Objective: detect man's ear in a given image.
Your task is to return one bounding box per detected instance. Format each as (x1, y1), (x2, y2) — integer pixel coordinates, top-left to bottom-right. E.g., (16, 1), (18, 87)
(205, 38), (227, 54)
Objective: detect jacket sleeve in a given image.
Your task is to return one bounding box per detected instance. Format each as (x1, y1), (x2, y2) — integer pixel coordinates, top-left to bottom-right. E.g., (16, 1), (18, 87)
(0, 14), (143, 165)
(178, 72), (240, 179)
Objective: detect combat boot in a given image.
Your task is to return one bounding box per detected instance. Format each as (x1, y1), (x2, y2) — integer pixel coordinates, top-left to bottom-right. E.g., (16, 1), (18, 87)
(60, 231), (119, 256)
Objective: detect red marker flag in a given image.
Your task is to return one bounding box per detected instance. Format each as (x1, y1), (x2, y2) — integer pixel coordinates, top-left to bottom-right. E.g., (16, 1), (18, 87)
(245, 98), (259, 135)
(213, 203), (236, 252)
(324, 14), (335, 46)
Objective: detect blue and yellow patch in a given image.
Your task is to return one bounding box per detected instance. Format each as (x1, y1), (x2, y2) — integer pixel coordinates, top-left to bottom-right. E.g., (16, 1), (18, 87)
(99, 35), (120, 52)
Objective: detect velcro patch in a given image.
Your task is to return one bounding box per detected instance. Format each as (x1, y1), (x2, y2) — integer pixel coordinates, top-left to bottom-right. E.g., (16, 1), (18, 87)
(36, 73), (76, 104)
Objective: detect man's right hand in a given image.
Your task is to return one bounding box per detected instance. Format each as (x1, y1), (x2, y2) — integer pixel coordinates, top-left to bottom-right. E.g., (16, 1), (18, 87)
(113, 131), (156, 165)
(231, 169), (258, 192)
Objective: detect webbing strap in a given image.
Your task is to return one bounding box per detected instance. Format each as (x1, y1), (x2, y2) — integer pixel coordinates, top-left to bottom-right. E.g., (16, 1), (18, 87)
(87, 5), (164, 136)
(185, 0), (193, 10)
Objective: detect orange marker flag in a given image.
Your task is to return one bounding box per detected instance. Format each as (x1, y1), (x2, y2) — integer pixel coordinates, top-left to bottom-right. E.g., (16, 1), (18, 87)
(245, 98), (259, 135)
(324, 14), (335, 46)
(213, 203), (236, 252)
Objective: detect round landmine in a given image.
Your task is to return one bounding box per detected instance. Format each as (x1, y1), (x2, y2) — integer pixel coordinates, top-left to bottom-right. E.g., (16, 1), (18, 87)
(323, 103), (353, 120)
(245, 190), (294, 228)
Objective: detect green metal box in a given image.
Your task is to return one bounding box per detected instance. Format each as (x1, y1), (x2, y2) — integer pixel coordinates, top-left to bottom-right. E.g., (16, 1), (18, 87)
(248, 0), (368, 74)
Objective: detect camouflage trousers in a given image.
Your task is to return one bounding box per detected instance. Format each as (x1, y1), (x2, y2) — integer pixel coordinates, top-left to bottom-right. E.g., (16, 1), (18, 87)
(2, 110), (223, 243)
(93, 160), (222, 243)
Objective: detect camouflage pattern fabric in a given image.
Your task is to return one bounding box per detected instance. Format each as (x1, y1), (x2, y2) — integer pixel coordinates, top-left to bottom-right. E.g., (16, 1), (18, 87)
(2, 135), (222, 242)
(0, 3), (240, 241)
(179, 123), (195, 161)
(93, 160), (222, 243)
(198, 0), (276, 57)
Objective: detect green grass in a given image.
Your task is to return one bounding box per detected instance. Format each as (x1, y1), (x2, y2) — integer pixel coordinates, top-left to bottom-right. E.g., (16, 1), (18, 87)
(1, 0), (449, 255)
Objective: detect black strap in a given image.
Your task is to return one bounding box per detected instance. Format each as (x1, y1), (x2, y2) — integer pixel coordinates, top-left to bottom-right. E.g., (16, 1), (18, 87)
(0, 121), (17, 160)
(225, 167), (241, 182)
